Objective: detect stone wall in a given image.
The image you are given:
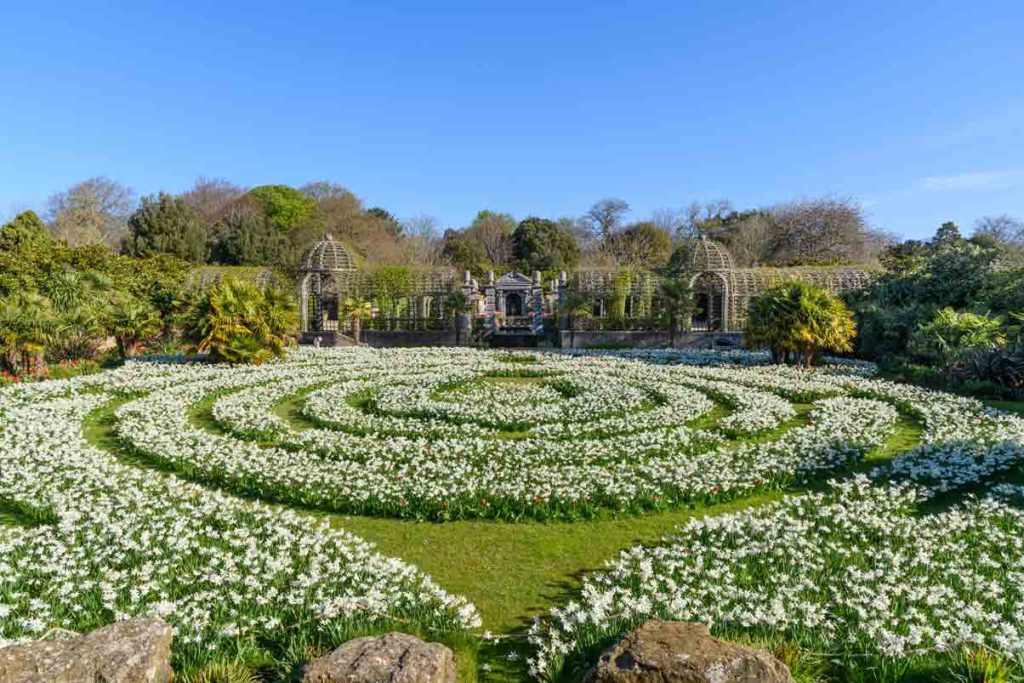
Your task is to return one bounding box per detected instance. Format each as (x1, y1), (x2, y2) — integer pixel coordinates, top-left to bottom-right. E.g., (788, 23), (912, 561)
(363, 329), (461, 347)
(560, 330), (742, 350)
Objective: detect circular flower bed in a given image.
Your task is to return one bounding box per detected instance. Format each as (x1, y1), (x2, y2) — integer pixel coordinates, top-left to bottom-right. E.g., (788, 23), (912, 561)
(110, 348), (901, 521)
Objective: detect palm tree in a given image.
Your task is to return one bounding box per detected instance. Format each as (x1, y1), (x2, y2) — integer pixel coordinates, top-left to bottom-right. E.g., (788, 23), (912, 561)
(339, 298), (373, 344)
(110, 296), (161, 358)
(444, 291), (472, 345)
(659, 277), (694, 348)
(0, 292), (56, 375)
(915, 307), (1006, 375)
(559, 293), (593, 349)
(745, 281), (856, 367)
(185, 279), (298, 364)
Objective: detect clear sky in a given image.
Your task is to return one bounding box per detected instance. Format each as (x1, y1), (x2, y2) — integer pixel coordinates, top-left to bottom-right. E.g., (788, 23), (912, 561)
(2, 1), (1022, 239)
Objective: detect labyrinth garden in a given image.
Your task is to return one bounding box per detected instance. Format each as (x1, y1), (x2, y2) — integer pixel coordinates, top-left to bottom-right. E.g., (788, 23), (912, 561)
(3, 347), (1024, 681)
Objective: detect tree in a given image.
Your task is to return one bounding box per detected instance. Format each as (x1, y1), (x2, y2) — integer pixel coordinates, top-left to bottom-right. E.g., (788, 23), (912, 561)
(184, 279), (298, 364)
(605, 221), (672, 268)
(0, 291), (56, 374)
(399, 215), (444, 266)
(245, 185), (318, 233)
(209, 198), (285, 265)
(109, 294), (161, 358)
(585, 199), (630, 241)
(974, 215), (1024, 251)
(767, 198), (877, 265)
(301, 181), (374, 248)
(442, 229), (488, 273)
(465, 210), (515, 266)
(181, 178), (245, 230)
(659, 277), (694, 347)
(339, 298), (372, 344)
(367, 207), (403, 237)
(744, 281), (856, 367)
(0, 210), (49, 252)
(512, 217), (580, 272)
(46, 177), (135, 248)
(124, 192), (207, 261)
(933, 221), (962, 246)
(913, 308), (1005, 372)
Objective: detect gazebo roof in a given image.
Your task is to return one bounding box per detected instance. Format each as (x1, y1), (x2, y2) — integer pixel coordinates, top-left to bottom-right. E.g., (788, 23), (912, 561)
(690, 236), (735, 272)
(301, 235), (357, 271)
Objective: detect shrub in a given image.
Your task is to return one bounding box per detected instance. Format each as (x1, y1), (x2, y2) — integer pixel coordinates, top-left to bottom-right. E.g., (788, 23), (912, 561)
(184, 278), (298, 364)
(744, 281), (856, 366)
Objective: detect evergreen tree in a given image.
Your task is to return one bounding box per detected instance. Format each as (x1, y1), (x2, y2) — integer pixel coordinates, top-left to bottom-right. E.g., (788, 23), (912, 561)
(124, 192), (208, 261)
(512, 217), (579, 272)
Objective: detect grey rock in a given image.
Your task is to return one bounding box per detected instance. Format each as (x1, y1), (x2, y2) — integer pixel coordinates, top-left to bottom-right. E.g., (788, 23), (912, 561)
(301, 632), (455, 683)
(0, 618), (173, 683)
(585, 620), (793, 683)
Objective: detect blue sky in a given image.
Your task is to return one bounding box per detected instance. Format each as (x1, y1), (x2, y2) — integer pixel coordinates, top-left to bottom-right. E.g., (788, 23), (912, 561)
(2, 1), (1022, 239)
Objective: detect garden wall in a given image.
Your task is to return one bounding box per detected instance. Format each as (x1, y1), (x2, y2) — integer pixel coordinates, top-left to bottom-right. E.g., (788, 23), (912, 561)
(559, 330), (742, 350)
(363, 330), (461, 347)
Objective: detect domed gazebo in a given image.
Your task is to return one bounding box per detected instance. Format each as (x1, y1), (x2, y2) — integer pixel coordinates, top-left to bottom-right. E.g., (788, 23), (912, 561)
(299, 235), (359, 333)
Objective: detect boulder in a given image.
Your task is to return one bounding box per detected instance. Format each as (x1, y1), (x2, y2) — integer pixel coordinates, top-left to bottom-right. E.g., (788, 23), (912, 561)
(585, 620), (793, 683)
(0, 618), (173, 683)
(301, 632), (455, 683)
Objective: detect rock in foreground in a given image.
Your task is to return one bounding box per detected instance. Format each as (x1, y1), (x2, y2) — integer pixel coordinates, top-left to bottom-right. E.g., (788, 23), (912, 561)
(585, 620), (793, 683)
(0, 618), (173, 683)
(301, 632), (455, 683)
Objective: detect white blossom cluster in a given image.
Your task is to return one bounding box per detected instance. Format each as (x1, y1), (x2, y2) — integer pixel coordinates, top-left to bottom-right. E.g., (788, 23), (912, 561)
(527, 369), (1024, 680)
(111, 348), (900, 520)
(0, 366), (480, 659)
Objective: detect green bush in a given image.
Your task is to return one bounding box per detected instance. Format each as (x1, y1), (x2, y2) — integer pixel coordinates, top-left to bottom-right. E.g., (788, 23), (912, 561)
(184, 278), (298, 364)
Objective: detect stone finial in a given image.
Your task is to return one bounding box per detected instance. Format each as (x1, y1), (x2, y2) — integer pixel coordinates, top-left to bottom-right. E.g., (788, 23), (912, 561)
(487, 271), (495, 285)
(533, 270), (541, 284)
(463, 270), (471, 284)
(560, 271), (568, 284)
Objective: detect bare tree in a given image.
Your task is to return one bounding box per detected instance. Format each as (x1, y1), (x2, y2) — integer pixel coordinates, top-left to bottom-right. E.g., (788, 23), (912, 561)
(720, 212), (774, 266)
(465, 210), (515, 266)
(768, 197), (875, 265)
(181, 178), (245, 228)
(585, 198), (630, 241)
(400, 214), (444, 266)
(46, 177), (135, 248)
(675, 199), (734, 239)
(974, 214), (1024, 246)
(651, 208), (685, 237)
(300, 181), (366, 241)
(605, 222), (672, 268)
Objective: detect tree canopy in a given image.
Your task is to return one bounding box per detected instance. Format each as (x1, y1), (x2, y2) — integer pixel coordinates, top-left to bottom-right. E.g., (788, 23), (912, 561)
(512, 217), (580, 272)
(124, 192), (207, 262)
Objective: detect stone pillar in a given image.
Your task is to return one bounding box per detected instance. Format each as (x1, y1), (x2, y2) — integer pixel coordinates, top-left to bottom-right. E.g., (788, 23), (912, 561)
(459, 277), (476, 345)
(557, 271), (568, 331)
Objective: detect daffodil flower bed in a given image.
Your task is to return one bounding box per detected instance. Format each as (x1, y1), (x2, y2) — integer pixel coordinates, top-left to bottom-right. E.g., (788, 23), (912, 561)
(110, 348), (902, 521)
(0, 371), (480, 670)
(5, 346), (1023, 682)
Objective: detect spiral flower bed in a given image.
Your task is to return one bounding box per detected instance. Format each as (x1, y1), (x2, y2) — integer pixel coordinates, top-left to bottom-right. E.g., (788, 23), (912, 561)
(3, 347), (1024, 680)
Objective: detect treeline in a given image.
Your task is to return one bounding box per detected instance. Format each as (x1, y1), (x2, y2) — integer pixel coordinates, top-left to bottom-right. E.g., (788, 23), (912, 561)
(16, 177), (901, 273)
(31, 177), (417, 268)
(441, 197), (896, 276)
